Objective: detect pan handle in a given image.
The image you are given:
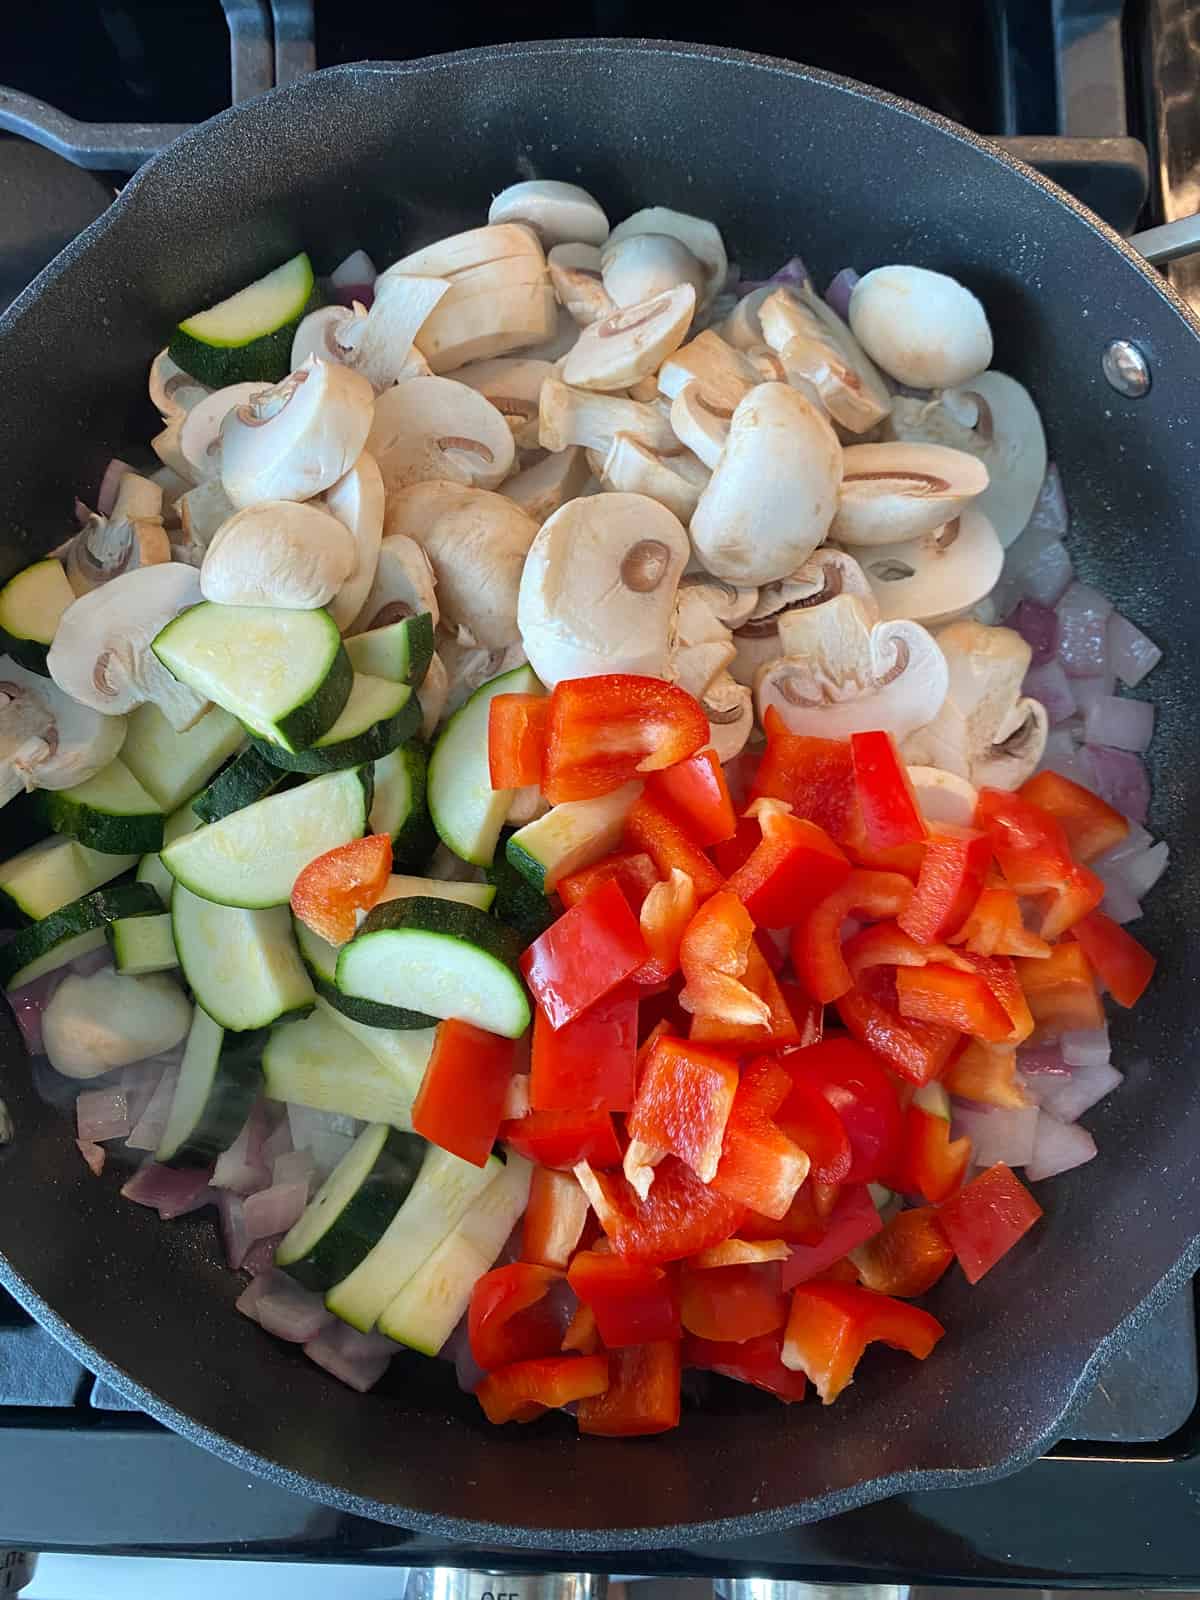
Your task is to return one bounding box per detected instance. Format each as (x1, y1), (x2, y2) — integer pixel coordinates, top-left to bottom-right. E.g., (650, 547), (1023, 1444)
(1128, 213), (1200, 265)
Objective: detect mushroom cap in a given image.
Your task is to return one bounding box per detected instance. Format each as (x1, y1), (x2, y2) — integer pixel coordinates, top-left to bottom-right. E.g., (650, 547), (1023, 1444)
(456, 356), (553, 451)
(831, 441), (990, 546)
(523, 302), (582, 363)
(560, 284), (696, 392)
(600, 233), (708, 309)
(367, 375), (515, 497)
(719, 286), (773, 350)
(321, 452), (386, 631)
(657, 330), (759, 411)
(337, 276), (449, 391)
(601, 434), (706, 524)
(488, 180), (610, 248)
(179, 382), (265, 482)
(62, 472), (170, 596)
(689, 382), (843, 585)
(149, 350), (210, 422)
(382, 222), (544, 281)
(220, 359), (376, 509)
(848, 265), (993, 390)
(200, 500), (357, 610)
(606, 207), (727, 309)
(439, 635), (529, 718)
(758, 286), (891, 435)
(698, 671), (754, 763)
(412, 258), (556, 374)
(500, 445), (593, 524)
(669, 383), (730, 469)
(859, 507), (1004, 625)
(352, 532), (439, 634)
(517, 491), (690, 685)
(547, 244), (614, 329)
(731, 548), (876, 687)
(0, 654), (126, 792)
(290, 305), (362, 372)
(538, 379), (677, 456)
(151, 417), (195, 485)
(905, 765), (980, 827)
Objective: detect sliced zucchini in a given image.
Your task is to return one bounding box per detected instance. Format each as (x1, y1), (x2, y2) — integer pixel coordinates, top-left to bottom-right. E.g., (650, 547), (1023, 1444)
(0, 881), (160, 990)
(262, 1002), (432, 1129)
(505, 782), (641, 894)
(294, 916), (437, 1030)
(315, 999), (437, 1087)
(168, 252), (318, 387)
(0, 837), (137, 924)
(379, 1155), (532, 1354)
(162, 767), (371, 908)
(276, 1122), (428, 1293)
(172, 883), (314, 1031)
(107, 911), (178, 975)
(370, 743), (435, 870)
(325, 1144), (499, 1331)
(152, 603), (351, 754)
(428, 664), (541, 867)
(344, 613), (434, 688)
(190, 746), (286, 824)
(380, 874), (495, 912)
(120, 702), (245, 813)
(156, 1005), (267, 1166)
(136, 802), (202, 910)
(335, 896), (529, 1039)
(0, 559), (74, 673)
(487, 831), (556, 950)
(38, 759), (164, 855)
(252, 675), (418, 775)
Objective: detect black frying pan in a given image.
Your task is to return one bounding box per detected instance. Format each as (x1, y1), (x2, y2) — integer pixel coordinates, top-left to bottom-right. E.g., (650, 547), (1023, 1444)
(1, 40), (1199, 1550)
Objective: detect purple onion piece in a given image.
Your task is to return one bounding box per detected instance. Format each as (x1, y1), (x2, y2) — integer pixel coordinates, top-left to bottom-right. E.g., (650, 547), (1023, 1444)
(76, 1086), (130, 1144)
(1085, 744), (1151, 823)
(242, 1180), (308, 1244)
(1083, 695), (1154, 754)
(1005, 597), (1059, 665)
(1023, 659), (1076, 724)
(824, 267), (860, 321)
(76, 1139), (106, 1176)
(304, 1320), (395, 1393)
(1025, 1113), (1097, 1181)
(1024, 1062), (1123, 1122)
(950, 1103), (1039, 1168)
(1108, 612), (1162, 687)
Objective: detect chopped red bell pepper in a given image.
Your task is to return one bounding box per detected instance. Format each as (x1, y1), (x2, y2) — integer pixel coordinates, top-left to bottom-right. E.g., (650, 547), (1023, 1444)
(974, 787), (1105, 939)
(567, 1250), (681, 1347)
(677, 889), (767, 1030)
(782, 1281), (945, 1403)
(895, 963), (1013, 1042)
(850, 730), (929, 850)
(773, 1070), (853, 1186)
(680, 1260), (788, 1343)
(501, 1106), (623, 1170)
(1019, 770), (1129, 863)
(691, 1238), (790, 1268)
(557, 850), (661, 913)
(561, 1302), (600, 1355)
(576, 1339), (681, 1435)
(487, 692), (549, 790)
(521, 877), (648, 1030)
(776, 979), (825, 1048)
(1071, 909), (1157, 1008)
(943, 1040), (1030, 1108)
(625, 793), (724, 900)
(948, 883), (1051, 958)
(781, 1037), (905, 1185)
(1014, 942), (1105, 1033)
(896, 825), (992, 945)
(543, 675), (709, 804)
(890, 1083), (971, 1203)
(636, 868), (697, 986)
(935, 1161), (1043, 1284)
(751, 708), (858, 843)
(780, 1184), (883, 1289)
(791, 868), (914, 1003)
(290, 832), (393, 945)
(626, 1033), (739, 1183)
(476, 1353), (610, 1424)
(837, 965), (961, 1086)
(468, 1263), (564, 1371)
(529, 987), (638, 1113)
(712, 812), (761, 878)
(850, 1206), (955, 1298)
(740, 1179), (831, 1246)
(724, 802), (852, 928)
(956, 951), (1034, 1043)
(688, 936), (801, 1049)
(647, 747), (737, 846)
(575, 1156), (744, 1264)
(709, 1059), (810, 1219)
(684, 1329), (809, 1401)
(411, 1018), (514, 1167)
(521, 1167), (590, 1269)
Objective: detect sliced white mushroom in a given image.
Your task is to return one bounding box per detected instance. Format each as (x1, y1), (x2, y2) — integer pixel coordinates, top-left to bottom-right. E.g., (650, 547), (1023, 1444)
(200, 501), (356, 610)
(381, 222), (545, 281)
(322, 453), (385, 632)
(627, 373), (660, 404)
(418, 651), (449, 739)
(59, 473), (169, 596)
(669, 382), (731, 469)
(883, 372), (1047, 546)
(0, 656), (125, 800)
(42, 970), (192, 1080)
(439, 633), (529, 717)
(179, 382), (265, 482)
(831, 441), (990, 546)
(758, 286), (891, 435)
(755, 593), (948, 743)
(488, 180), (609, 248)
(456, 357), (552, 451)
(546, 243), (614, 329)
(700, 671), (754, 762)
(860, 508), (1004, 626)
(149, 464), (191, 512)
(384, 483), (537, 650)
(719, 287), (772, 350)
(657, 330), (760, 411)
(149, 350), (210, 422)
(600, 434), (708, 523)
(351, 532), (439, 634)
(848, 265), (993, 390)
(367, 376), (514, 496)
(666, 575), (756, 702)
(538, 378), (677, 456)
(517, 493), (690, 685)
(731, 548), (876, 688)
(335, 275), (450, 390)
(290, 304), (363, 372)
(500, 445), (592, 524)
(901, 620), (1048, 790)
(560, 285), (695, 392)
(606, 207), (727, 310)
(220, 358), (375, 509)
(906, 765), (979, 827)
(689, 383), (842, 584)
(177, 477), (237, 559)
(48, 564), (209, 731)
(600, 233), (707, 308)
(412, 260), (556, 374)
(151, 416), (194, 484)
(522, 302), (582, 363)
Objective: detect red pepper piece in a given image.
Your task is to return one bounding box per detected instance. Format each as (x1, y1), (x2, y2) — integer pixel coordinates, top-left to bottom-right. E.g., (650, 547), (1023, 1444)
(521, 877), (648, 1030)
(837, 966), (961, 1086)
(710, 1059), (810, 1219)
(891, 1090), (971, 1203)
(781, 1036), (905, 1184)
(740, 1179), (831, 1246)
(895, 963), (1013, 1042)
(557, 850), (661, 914)
(974, 788), (1105, 939)
(476, 1353), (610, 1424)
(635, 868), (697, 986)
(487, 692), (549, 789)
(725, 805), (852, 928)
(1014, 942), (1105, 1033)
(567, 1250), (681, 1347)
(897, 824), (992, 945)
(712, 812), (761, 879)
(944, 1040), (1030, 1109)
(850, 730), (928, 850)
(791, 868), (914, 1004)
(561, 1302), (600, 1355)
(627, 1034), (739, 1183)
(411, 1019), (514, 1167)
(688, 935), (801, 1049)
(679, 1260), (788, 1343)
(647, 748), (737, 846)
(625, 793), (724, 900)
(468, 1263), (564, 1371)
(1071, 909), (1157, 1008)
(780, 1184), (883, 1289)
(751, 708), (858, 843)
(948, 883), (1051, 958)
(781, 1281), (945, 1403)
(1019, 769), (1130, 863)
(576, 1339), (681, 1435)
(956, 951), (1034, 1044)
(677, 889), (764, 1030)
(684, 1329), (809, 1401)
(936, 1161), (1043, 1284)
(691, 1238), (791, 1268)
(521, 1168), (590, 1270)
(530, 987), (638, 1113)
(576, 1156), (744, 1264)
(290, 832), (393, 945)
(543, 675), (709, 804)
(500, 1106), (623, 1171)
(773, 1070), (853, 1186)
(850, 1207), (955, 1298)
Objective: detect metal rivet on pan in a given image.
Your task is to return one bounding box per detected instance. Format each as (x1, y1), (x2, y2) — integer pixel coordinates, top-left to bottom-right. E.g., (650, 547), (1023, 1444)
(1102, 339), (1151, 397)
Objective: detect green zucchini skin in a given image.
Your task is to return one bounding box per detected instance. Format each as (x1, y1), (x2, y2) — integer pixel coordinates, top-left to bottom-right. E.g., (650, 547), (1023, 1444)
(0, 882), (161, 990)
(191, 747), (287, 824)
(487, 830), (557, 950)
(159, 1020), (269, 1168)
(250, 686), (420, 776)
(168, 254), (320, 387)
(370, 742), (437, 871)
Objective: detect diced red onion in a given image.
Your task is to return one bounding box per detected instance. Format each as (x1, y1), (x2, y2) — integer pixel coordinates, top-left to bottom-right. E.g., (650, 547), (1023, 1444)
(1011, 539), (1073, 606)
(121, 1161), (214, 1220)
(824, 267), (860, 321)
(121, 1059), (166, 1127)
(76, 1139), (105, 1176)
(1023, 463), (1069, 543)
(243, 1180), (308, 1244)
(304, 1320), (395, 1393)
(1026, 1113), (1097, 1181)
(218, 1190), (251, 1269)
(1085, 744), (1150, 824)
(1023, 659), (1076, 724)
(125, 1064), (179, 1152)
(212, 1099), (272, 1195)
(272, 1149), (315, 1192)
(1024, 1062), (1122, 1123)
(329, 249), (377, 309)
(238, 1269), (334, 1344)
(1116, 839), (1169, 899)
(741, 256), (810, 295)
(261, 1115), (294, 1165)
(1100, 880), (1142, 924)
(1061, 1026), (1110, 1068)
(1016, 1044), (1071, 1075)
(1036, 728), (1091, 787)
(240, 1235), (283, 1276)
(951, 1103), (1038, 1168)
(1071, 675), (1116, 719)
(1107, 612), (1162, 688)
(1083, 695), (1154, 754)
(5, 978), (53, 1055)
(439, 1317), (487, 1394)
(1005, 598), (1058, 665)
(96, 458), (135, 518)
(76, 1086), (129, 1143)
(1056, 583), (1113, 677)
